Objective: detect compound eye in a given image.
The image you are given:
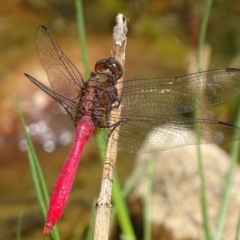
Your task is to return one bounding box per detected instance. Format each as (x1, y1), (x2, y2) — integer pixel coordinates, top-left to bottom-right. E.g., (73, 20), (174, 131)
(95, 58), (123, 80)
(94, 59), (108, 73)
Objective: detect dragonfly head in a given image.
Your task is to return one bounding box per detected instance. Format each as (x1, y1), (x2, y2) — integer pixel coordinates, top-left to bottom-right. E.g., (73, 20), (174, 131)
(94, 58), (123, 81)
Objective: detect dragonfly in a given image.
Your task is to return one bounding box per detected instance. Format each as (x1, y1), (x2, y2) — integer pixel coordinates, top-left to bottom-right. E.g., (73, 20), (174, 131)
(24, 25), (240, 234)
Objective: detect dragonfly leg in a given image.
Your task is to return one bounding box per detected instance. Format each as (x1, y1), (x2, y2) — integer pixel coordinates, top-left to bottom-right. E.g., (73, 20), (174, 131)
(107, 117), (129, 137)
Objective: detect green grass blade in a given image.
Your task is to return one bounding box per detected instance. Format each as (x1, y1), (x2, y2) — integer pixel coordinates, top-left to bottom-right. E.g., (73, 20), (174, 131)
(16, 211), (23, 240)
(110, 158), (149, 232)
(235, 212), (240, 240)
(214, 106), (240, 240)
(75, 0), (90, 79)
(85, 202), (97, 240)
(197, 0), (213, 72)
(195, 0), (213, 239)
(111, 155), (158, 240)
(197, 148), (211, 240)
(15, 96), (47, 214)
(14, 96), (60, 240)
(112, 171), (136, 239)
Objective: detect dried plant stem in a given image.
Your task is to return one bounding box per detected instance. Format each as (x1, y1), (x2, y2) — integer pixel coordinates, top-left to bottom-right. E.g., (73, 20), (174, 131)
(93, 14), (128, 240)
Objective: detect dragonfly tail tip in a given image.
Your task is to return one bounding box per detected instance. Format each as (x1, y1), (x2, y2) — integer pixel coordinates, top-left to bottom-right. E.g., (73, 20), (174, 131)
(43, 222), (53, 234)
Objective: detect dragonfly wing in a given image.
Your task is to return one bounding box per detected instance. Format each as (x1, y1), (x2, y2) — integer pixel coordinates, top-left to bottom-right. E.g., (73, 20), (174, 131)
(35, 25), (84, 100)
(93, 115), (240, 153)
(118, 68), (240, 115)
(24, 73), (80, 123)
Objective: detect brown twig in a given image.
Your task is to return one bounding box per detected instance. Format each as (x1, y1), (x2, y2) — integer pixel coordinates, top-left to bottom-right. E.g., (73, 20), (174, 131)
(93, 14), (128, 240)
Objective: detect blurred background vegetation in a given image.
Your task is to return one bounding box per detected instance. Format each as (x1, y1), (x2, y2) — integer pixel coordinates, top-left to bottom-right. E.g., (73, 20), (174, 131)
(0, 0), (240, 239)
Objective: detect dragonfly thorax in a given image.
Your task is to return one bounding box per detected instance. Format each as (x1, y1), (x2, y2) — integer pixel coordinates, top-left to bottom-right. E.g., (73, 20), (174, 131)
(78, 72), (120, 128)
